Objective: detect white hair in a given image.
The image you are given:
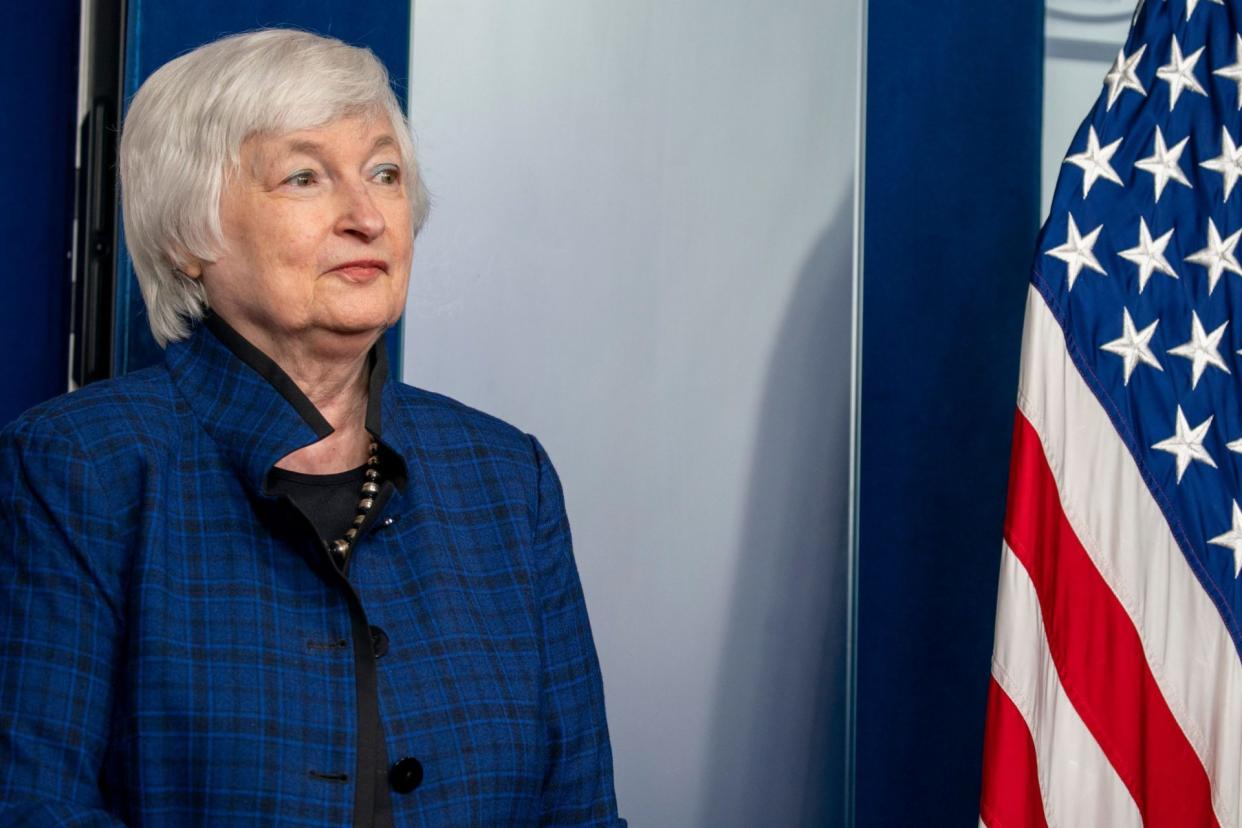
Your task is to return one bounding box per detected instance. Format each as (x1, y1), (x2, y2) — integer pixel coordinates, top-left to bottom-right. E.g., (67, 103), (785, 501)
(118, 28), (431, 346)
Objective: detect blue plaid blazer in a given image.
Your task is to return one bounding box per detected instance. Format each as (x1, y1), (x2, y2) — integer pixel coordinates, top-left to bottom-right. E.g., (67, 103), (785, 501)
(0, 317), (624, 827)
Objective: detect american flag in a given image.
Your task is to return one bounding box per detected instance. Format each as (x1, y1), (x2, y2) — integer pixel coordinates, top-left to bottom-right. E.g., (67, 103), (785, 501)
(980, 2), (1242, 826)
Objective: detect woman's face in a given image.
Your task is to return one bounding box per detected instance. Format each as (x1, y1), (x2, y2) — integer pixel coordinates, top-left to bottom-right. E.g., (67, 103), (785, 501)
(194, 112), (413, 357)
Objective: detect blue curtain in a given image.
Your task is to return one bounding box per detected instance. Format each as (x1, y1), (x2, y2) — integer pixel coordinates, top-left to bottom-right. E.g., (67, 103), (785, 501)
(856, 2), (1044, 824)
(0, 6), (79, 425)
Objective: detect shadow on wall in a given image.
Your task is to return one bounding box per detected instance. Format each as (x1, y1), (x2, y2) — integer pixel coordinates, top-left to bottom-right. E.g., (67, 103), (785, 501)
(699, 190), (855, 827)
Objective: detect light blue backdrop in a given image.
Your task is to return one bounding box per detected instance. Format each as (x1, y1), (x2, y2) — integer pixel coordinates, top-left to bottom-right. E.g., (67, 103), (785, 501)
(402, 2), (862, 825)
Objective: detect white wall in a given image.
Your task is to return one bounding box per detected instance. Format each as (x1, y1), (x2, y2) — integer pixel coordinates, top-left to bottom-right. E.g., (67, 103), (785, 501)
(405, 3), (862, 824)
(1043, 1), (1133, 215)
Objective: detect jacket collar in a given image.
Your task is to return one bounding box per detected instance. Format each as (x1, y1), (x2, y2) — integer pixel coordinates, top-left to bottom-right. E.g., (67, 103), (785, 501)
(164, 313), (407, 496)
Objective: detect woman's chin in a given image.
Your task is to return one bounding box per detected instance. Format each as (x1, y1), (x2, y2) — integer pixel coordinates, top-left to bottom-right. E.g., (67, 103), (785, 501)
(314, 282), (404, 331)
(313, 305), (402, 338)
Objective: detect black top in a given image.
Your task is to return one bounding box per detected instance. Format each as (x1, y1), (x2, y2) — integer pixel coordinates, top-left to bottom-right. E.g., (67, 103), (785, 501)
(267, 463), (369, 560)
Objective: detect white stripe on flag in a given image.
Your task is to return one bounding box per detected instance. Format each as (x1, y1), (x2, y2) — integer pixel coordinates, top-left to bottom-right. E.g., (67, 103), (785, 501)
(993, 541), (1141, 827)
(1017, 284), (1242, 826)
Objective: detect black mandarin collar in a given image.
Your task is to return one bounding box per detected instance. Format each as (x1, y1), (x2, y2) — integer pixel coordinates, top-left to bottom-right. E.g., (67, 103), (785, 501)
(164, 312), (406, 498)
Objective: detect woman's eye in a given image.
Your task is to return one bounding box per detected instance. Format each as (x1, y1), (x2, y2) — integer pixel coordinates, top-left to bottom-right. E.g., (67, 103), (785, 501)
(284, 170), (316, 187)
(373, 165), (400, 185)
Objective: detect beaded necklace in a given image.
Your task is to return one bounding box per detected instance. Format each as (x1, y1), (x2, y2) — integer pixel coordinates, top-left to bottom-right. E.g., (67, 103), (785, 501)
(328, 439), (381, 568)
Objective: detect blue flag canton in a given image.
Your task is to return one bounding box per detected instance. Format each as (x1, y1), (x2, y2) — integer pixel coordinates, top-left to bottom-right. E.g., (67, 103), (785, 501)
(1037, 0), (1242, 649)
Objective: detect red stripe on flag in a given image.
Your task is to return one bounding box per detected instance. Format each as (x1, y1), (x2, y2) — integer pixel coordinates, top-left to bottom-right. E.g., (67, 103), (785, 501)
(1005, 410), (1217, 826)
(980, 676), (1048, 828)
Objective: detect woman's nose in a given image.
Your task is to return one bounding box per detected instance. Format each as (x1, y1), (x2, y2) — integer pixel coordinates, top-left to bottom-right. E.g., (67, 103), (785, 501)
(335, 181), (386, 241)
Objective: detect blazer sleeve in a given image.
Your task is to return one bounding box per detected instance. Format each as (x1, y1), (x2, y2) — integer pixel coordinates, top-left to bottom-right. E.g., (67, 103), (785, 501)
(527, 435), (626, 827)
(0, 417), (129, 826)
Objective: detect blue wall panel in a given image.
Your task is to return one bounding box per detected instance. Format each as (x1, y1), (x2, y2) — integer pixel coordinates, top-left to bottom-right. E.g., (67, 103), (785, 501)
(857, 2), (1044, 824)
(117, 0), (412, 378)
(0, 6), (80, 425)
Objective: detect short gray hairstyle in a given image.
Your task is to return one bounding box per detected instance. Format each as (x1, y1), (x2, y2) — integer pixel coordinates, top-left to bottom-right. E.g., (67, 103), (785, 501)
(119, 28), (431, 346)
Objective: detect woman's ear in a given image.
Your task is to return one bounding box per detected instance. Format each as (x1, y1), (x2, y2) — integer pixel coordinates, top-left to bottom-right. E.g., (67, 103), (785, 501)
(173, 255), (204, 280)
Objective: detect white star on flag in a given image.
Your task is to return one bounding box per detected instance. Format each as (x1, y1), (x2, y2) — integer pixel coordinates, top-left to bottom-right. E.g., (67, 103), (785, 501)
(1156, 35), (1207, 109)
(1134, 126), (1192, 203)
(1064, 126), (1124, 198)
(1101, 308), (1162, 385)
(1208, 500), (1242, 577)
(1104, 44), (1147, 110)
(1185, 218), (1242, 294)
(1228, 435), (1242, 454)
(1152, 405), (1216, 483)
(1200, 126), (1242, 201)
(1168, 311), (1230, 389)
(1046, 214), (1107, 290)
(1120, 217), (1178, 292)
(1214, 34), (1242, 108)
(1186, 0), (1225, 20)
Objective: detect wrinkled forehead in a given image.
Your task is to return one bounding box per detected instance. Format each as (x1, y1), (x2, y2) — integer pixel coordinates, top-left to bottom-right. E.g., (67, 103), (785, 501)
(235, 108), (401, 178)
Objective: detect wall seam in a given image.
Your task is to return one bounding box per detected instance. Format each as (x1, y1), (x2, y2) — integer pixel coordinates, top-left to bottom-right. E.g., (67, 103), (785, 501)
(845, 0), (868, 824)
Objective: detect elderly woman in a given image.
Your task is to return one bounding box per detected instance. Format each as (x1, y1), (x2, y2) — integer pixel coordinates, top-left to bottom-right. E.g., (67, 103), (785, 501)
(0, 28), (624, 827)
